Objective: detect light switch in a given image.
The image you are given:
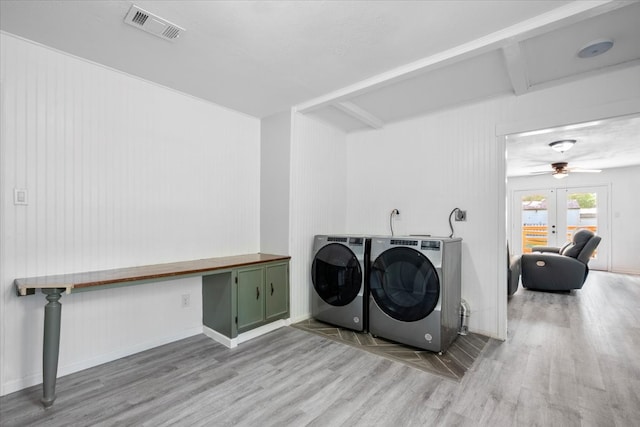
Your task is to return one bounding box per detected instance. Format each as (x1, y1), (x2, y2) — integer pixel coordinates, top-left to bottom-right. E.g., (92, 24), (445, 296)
(14, 188), (28, 205)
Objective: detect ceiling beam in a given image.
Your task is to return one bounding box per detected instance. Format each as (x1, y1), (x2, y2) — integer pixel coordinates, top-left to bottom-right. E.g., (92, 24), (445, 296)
(296, 0), (620, 114)
(528, 57), (640, 93)
(333, 102), (384, 129)
(502, 42), (530, 96)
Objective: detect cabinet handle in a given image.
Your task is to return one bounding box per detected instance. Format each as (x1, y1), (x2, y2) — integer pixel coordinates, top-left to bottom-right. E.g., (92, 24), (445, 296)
(270, 283), (274, 296)
(256, 286), (260, 300)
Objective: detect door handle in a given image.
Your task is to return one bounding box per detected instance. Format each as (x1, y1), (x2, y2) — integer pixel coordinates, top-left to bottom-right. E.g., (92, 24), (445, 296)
(256, 286), (260, 300)
(270, 283), (274, 296)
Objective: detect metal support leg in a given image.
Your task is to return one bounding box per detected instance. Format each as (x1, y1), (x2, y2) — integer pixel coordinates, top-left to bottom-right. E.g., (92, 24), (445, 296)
(41, 288), (64, 408)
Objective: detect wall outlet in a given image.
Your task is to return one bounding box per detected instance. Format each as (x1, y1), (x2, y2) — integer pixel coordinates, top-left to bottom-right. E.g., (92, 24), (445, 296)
(455, 210), (467, 221)
(14, 188), (28, 205)
(181, 294), (190, 308)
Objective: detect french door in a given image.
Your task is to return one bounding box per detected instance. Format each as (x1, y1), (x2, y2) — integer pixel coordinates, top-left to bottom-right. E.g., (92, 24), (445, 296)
(512, 186), (608, 271)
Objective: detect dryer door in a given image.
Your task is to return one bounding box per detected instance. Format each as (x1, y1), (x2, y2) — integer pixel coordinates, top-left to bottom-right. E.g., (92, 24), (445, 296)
(312, 243), (362, 306)
(370, 247), (439, 321)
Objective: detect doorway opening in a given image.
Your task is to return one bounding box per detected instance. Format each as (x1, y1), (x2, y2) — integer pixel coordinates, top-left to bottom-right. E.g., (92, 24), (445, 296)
(512, 186), (608, 271)
(499, 110), (640, 341)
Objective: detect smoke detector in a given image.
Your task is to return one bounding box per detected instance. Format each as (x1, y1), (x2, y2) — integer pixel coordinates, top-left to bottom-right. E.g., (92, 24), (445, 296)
(577, 39), (613, 58)
(124, 5), (185, 41)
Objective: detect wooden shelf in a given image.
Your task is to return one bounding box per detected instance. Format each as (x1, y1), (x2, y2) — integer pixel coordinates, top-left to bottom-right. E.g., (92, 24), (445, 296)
(14, 253), (290, 296)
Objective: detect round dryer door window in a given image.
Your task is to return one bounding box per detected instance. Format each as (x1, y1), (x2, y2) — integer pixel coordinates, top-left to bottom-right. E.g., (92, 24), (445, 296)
(312, 243), (362, 307)
(370, 247), (440, 322)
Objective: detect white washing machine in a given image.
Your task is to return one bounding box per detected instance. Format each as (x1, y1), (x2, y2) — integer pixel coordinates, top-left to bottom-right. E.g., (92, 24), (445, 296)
(311, 235), (370, 332)
(369, 236), (462, 353)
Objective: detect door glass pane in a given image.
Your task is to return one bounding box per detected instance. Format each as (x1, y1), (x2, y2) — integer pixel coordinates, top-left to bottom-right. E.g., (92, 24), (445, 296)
(521, 194), (550, 253)
(312, 244), (362, 306)
(566, 192), (598, 258)
(370, 247), (439, 322)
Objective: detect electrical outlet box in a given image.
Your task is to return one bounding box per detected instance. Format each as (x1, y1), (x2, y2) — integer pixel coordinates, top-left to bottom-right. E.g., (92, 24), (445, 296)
(455, 210), (467, 221)
(14, 188), (28, 205)
(181, 294), (190, 308)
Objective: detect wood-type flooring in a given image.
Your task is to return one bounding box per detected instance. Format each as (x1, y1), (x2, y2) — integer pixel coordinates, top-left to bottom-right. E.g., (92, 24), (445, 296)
(1, 271), (639, 426)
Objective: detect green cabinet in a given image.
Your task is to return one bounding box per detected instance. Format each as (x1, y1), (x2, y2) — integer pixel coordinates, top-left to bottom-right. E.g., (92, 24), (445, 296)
(237, 262), (289, 333)
(237, 267), (265, 332)
(203, 260), (289, 341)
(202, 272), (235, 338)
(265, 263), (288, 322)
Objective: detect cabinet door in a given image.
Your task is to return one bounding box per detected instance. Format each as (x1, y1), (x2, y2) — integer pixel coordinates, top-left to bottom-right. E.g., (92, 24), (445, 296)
(265, 263), (288, 322)
(237, 267), (264, 332)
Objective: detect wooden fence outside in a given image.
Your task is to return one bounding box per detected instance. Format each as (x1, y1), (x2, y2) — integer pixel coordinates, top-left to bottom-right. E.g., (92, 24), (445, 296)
(521, 225), (598, 253)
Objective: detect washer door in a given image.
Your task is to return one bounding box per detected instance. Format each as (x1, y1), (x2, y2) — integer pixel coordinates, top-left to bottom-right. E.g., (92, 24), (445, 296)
(370, 247), (439, 321)
(312, 243), (362, 306)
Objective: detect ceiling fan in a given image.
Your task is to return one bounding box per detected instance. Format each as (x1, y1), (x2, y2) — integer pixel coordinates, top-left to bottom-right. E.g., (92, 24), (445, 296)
(531, 162), (602, 179)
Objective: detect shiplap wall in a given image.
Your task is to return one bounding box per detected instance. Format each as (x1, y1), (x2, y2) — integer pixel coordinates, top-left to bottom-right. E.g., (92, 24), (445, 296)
(288, 112), (347, 321)
(345, 100), (509, 338)
(0, 34), (260, 395)
(260, 111), (292, 256)
(508, 165), (640, 275)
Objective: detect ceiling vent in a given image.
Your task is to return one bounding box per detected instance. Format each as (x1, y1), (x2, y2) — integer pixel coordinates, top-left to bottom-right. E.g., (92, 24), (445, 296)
(124, 5), (185, 41)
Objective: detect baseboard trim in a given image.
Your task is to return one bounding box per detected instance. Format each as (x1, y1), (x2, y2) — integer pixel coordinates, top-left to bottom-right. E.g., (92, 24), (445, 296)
(202, 325), (238, 348)
(609, 268), (640, 275)
(238, 319), (290, 344)
(289, 313), (311, 324)
(202, 319), (291, 349)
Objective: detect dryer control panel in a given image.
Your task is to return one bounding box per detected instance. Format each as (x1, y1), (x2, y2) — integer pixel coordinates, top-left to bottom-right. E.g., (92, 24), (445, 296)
(421, 240), (441, 251)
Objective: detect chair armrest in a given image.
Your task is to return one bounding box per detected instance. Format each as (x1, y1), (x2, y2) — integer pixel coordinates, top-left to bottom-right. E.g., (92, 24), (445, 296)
(507, 254), (521, 296)
(521, 253), (587, 290)
(530, 246), (560, 254)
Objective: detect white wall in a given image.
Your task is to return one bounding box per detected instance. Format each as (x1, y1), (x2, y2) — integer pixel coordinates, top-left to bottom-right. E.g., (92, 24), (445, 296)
(342, 64), (640, 339)
(260, 111), (292, 255)
(288, 112), (347, 321)
(0, 34), (260, 395)
(346, 101), (508, 338)
(508, 165), (640, 274)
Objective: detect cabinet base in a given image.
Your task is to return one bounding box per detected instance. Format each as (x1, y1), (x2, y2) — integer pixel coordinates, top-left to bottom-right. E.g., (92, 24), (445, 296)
(203, 318), (291, 349)
(203, 325), (238, 348)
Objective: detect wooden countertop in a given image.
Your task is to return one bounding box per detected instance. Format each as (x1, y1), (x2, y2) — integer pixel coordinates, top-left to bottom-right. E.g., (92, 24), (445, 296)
(14, 253), (291, 296)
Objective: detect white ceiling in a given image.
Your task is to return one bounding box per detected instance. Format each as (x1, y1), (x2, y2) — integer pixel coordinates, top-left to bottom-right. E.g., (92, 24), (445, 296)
(506, 114), (640, 177)
(0, 0), (640, 120)
(1, 0), (639, 172)
(0, 0), (615, 118)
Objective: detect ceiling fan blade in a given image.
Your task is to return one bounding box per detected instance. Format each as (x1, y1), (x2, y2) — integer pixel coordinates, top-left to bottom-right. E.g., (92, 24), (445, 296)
(528, 170), (553, 175)
(568, 168), (602, 173)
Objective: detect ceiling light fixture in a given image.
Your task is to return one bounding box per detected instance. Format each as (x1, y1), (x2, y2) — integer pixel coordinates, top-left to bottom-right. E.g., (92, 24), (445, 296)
(553, 171), (568, 180)
(577, 39), (614, 58)
(549, 139), (576, 153)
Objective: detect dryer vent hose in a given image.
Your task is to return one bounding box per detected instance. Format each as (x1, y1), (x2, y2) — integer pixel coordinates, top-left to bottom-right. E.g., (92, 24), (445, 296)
(459, 299), (470, 336)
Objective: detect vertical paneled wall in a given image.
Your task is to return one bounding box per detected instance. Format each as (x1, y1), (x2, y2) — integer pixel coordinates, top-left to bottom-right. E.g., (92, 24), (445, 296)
(345, 100), (509, 337)
(0, 34), (260, 395)
(260, 111), (292, 255)
(288, 112), (347, 321)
